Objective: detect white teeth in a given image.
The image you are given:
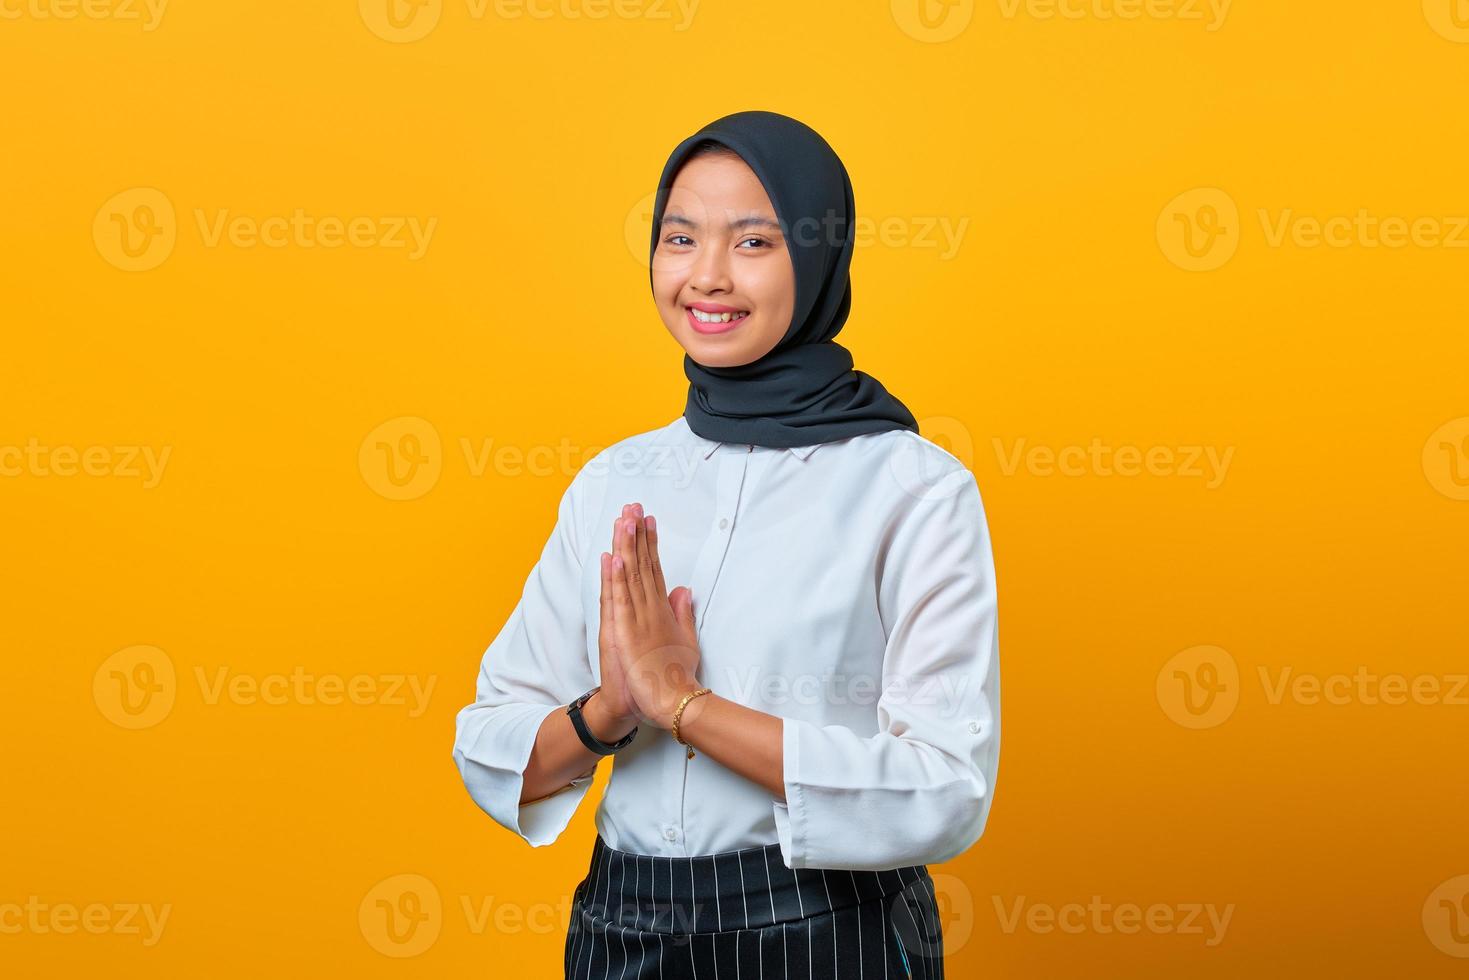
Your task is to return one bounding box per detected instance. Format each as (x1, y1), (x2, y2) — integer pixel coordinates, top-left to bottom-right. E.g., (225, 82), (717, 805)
(690, 309), (749, 323)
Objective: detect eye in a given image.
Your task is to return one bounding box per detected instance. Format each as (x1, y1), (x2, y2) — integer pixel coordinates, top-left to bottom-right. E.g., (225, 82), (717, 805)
(736, 236), (770, 250)
(664, 234), (694, 247)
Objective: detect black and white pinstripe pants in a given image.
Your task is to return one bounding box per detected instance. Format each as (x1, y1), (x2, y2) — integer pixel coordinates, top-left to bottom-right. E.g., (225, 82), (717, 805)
(564, 833), (945, 979)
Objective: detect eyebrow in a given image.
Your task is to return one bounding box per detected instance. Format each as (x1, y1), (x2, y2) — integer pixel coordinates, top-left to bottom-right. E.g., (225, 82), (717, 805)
(660, 213), (783, 234)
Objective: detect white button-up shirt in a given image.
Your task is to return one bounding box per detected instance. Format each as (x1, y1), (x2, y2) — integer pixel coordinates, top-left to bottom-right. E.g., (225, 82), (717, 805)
(452, 414), (1000, 872)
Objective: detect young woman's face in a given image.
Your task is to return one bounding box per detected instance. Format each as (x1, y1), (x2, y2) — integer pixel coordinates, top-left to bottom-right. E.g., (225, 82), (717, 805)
(651, 152), (796, 368)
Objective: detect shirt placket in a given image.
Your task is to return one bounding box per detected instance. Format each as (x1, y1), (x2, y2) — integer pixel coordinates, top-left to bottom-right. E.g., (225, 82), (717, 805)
(660, 442), (755, 854)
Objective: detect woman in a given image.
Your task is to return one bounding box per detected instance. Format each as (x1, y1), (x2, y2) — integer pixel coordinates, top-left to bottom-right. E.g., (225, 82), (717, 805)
(452, 110), (1000, 979)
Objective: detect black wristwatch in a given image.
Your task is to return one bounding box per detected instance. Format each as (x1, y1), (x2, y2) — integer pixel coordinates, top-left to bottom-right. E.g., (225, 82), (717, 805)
(567, 686), (637, 755)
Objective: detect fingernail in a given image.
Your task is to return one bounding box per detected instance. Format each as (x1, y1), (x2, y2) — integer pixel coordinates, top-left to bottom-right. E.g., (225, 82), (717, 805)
(646, 515), (656, 531)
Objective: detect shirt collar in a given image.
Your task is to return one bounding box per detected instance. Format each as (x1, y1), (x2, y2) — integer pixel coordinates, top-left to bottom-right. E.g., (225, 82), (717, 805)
(683, 420), (821, 461)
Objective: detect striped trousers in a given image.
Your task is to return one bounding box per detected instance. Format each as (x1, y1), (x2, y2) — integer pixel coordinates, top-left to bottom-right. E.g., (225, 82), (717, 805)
(564, 833), (945, 979)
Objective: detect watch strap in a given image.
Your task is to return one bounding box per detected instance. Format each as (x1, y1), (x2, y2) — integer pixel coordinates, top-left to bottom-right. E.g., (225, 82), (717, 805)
(567, 686), (637, 755)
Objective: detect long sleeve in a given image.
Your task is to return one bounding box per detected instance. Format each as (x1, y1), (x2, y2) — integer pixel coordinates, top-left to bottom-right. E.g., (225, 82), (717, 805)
(452, 474), (600, 848)
(772, 468), (1000, 871)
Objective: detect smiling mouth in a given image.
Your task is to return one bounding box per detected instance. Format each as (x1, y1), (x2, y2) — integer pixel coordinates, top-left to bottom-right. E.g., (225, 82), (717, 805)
(685, 305), (750, 335)
(687, 307), (750, 324)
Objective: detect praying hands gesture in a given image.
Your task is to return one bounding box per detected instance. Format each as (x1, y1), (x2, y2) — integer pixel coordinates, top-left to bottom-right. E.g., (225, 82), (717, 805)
(596, 503), (703, 732)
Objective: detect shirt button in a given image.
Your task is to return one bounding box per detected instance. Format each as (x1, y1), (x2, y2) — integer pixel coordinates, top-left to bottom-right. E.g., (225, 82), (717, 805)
(664, 827), (679, 842)
(968, 721), (981, 734)
(718, 518), (729, 530)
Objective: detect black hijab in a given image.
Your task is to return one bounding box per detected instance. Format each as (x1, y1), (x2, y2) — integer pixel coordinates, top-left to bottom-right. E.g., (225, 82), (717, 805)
(649, 110), (920, 450)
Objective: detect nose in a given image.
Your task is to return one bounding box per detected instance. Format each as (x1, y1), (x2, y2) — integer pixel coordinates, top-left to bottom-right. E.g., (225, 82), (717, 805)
(687, 239), (732, 294)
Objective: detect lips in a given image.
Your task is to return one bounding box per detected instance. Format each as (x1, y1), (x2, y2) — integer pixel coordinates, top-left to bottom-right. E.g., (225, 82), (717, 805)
(686, 303), (750, 334)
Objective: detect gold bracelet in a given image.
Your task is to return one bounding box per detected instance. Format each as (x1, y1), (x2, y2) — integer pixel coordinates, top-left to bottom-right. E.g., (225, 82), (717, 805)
(671, 687), (712, 759)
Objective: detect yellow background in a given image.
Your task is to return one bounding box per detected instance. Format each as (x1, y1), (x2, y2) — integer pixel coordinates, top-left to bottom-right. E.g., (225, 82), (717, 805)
(3, 0), (1468, 976)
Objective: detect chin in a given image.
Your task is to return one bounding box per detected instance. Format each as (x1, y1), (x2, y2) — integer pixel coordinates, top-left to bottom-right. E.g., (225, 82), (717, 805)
(680, 341), (741, 368)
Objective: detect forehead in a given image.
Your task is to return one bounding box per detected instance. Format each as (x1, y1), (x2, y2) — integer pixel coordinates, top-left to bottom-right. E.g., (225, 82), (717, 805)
(664, 154), (778, 225)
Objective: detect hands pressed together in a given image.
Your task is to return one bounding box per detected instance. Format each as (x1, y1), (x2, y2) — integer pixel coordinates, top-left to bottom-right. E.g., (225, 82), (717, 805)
(592, 502), (703, 733)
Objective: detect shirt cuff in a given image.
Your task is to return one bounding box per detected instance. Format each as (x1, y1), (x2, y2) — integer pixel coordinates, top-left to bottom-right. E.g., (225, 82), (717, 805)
(519, 770), (597, 847)
(457, 701), (596, 848)
(770, 713), (989, 871)
(771, 716), (806, 869)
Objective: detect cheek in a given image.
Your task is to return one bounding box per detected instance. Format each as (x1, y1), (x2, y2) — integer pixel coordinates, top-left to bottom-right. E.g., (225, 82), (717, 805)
(650, 268), (683, 310)
(741, 265), (795, 336)
(739, 263), (791, 311)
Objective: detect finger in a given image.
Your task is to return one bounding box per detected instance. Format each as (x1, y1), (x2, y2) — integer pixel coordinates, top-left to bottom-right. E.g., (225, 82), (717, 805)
(633, 510), (658, 605)
(671, 585), (697, 643)
(610, 551), (637, 627)
(599, 552), (615, 643)
(622, 514), (649, 614)
(607, 508), (629, 599)
(611, 504), (631, 551)
(645, 514), (669, 601)
(613, 512), (637, 595)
